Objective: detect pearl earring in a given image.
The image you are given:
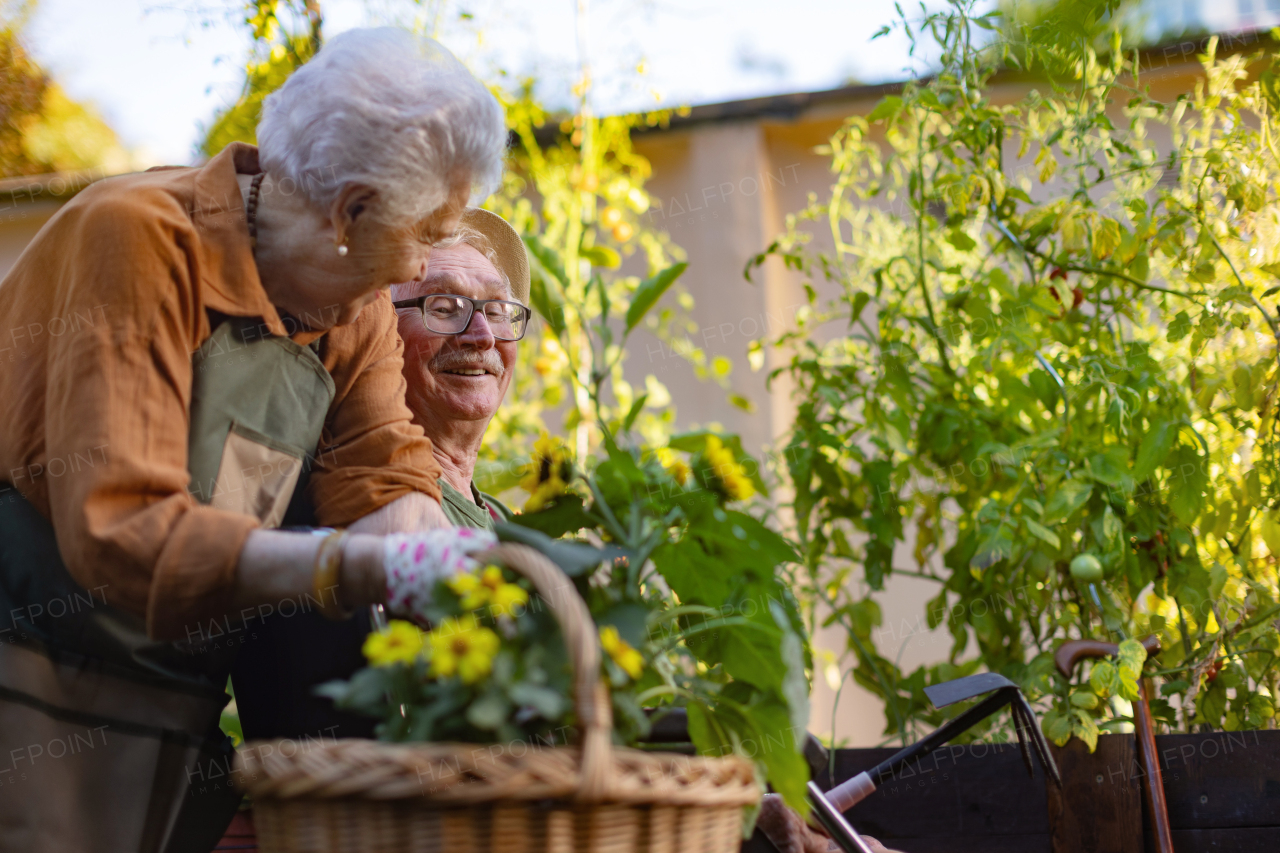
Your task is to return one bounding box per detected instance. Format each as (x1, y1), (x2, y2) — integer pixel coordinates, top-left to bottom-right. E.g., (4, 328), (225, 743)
(337, 243), (349, 257)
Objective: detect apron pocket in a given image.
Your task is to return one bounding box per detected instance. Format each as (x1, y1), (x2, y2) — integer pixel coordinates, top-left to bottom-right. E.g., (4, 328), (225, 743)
(208, 423), (306, 528)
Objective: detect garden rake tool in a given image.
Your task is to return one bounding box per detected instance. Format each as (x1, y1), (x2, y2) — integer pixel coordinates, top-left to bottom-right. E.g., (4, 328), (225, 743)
(1056, 634), (1172, 853)
(819, 672), (1063, 817)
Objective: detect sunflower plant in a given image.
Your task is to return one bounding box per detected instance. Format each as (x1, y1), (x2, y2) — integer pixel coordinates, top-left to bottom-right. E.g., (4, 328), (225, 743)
(321, 241), (812, 814)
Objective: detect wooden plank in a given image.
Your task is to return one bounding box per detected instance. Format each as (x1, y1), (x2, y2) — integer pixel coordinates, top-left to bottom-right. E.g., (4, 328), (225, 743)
(1170, 827), (1280, 851)
(827, 740), (1051, 841)
(1154, 731), (1280, 830)
(878, 836), (1050, 853)
(1048, 734), (1143, 853)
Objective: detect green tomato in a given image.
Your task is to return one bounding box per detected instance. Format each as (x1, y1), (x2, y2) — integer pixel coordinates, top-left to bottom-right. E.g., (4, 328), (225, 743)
(1070, 553), (1103, 581)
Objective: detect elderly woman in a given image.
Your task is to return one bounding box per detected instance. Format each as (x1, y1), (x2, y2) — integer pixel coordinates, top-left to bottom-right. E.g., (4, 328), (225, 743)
(0, 28), (504, 853)
(392, 207), (529, 528)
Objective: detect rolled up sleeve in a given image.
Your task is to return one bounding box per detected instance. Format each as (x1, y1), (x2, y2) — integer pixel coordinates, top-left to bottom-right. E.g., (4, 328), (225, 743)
(308, 292), (442, 526)
(41, 193), (260, 641)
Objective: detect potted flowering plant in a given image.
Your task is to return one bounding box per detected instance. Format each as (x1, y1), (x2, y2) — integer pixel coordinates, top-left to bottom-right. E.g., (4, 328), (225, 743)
(317, 258), (812, 817)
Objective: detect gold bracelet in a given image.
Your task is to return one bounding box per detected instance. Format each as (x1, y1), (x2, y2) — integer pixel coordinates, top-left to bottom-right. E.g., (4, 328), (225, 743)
(313, 530), (352, 621)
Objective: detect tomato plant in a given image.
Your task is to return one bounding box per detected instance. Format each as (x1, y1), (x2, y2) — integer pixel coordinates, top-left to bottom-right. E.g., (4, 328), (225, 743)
(758, 1), (1280, 747)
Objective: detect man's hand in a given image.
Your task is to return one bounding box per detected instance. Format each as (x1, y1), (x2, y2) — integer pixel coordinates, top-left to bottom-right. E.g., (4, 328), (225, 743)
(756, 794), (904, 853)
(348, 491), (451, 534)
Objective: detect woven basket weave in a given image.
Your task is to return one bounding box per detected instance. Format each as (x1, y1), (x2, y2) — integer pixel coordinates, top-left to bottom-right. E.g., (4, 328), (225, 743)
(235, 542), (761, 853)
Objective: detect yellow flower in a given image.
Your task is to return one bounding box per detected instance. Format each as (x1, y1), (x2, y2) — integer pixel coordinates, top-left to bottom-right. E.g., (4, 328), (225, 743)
(362, 620), (425, 667)
(428, 615), (500, 684)
(520, 432), (573, 512)
(450, 565), (530, 618)
(656, 447), (690, 485)
(704, 435), (755, 501)
(599, 625), (645, 680)
(484, 567), (529, 618)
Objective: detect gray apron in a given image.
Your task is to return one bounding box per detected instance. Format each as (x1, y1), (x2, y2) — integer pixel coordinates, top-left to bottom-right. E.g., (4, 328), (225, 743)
(0, 316), (334, 853)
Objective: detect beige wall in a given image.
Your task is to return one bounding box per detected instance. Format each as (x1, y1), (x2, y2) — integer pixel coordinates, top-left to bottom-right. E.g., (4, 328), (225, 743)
(0, 202), (60, 281)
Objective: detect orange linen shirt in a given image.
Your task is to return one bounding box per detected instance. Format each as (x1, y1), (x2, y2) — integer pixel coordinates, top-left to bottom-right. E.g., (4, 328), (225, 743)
(0, 143), (443, 640)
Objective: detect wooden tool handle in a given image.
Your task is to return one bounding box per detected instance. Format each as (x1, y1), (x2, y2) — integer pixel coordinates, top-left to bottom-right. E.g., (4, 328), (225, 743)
(1054, 634), (1161, 678)
(1135, 679), (1175, 853)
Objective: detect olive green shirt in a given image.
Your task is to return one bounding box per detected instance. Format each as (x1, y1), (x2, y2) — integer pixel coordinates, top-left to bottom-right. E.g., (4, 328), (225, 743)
(438, 479), (513, 531)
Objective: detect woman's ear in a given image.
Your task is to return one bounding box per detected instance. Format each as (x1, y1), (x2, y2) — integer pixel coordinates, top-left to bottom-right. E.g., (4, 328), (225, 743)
(330, 183), (379, 247)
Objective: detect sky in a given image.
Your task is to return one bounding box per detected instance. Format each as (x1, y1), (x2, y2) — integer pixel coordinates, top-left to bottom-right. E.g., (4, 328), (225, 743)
(23, 0), (972, 167)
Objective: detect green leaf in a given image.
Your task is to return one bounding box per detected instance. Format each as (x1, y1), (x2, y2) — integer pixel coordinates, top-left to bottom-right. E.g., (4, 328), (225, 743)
(1089, 660), (1120, 698)
(772, 600), (811, 737)
(1133, 419), (1174, 481)
(849, 291), (871, 322)
(1043, 707), (1073, 746)
(621, 394), (648, 433)
(579, 244), (621, 268)
(747, 696), (811, 812)
(524, 235), (568, 338)
(508, 494), (594, 539)
(1024, 518), (1061, 550)
(946, 228), (977, 251)
(1117, 639), (1148, 676)
(1071, 709), (1100, 752)
(971, 524), (1013, 570)
(1044, 480), (1092, 525)
(495, 522), (622, 576)
(466, 690), (510, 730)
(508, 683), (567, 719)
(867, 95), (903, 122)
(1070, 691), (1099, 709)
(1167, 311), (1193, 342)
(626, 263), (687, 333)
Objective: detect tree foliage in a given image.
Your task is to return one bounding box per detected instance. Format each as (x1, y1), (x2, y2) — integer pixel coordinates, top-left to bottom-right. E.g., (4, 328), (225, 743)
(0, 2), (126, 177)
(760, 1), (1280, 747)
(201, 0), (321, 157)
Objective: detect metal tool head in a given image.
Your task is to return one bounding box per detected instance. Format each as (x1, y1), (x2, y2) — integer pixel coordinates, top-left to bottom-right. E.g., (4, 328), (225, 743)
(921, 673), (1063, 789)
(924, 672), (1018, 708)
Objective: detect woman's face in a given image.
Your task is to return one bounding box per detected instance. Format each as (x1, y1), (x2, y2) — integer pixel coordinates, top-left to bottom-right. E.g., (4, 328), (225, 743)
(269, 176), (473, 330)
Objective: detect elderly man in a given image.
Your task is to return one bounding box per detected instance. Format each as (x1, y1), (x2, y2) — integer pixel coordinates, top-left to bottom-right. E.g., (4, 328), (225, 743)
(391, 208), (529, 529)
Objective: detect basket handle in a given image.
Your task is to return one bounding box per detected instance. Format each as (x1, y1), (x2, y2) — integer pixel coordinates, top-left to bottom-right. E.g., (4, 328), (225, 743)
(476, 542), (612, 802)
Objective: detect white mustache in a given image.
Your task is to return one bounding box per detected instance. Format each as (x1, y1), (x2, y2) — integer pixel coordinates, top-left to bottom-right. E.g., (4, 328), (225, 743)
(429, 348), (505, 379)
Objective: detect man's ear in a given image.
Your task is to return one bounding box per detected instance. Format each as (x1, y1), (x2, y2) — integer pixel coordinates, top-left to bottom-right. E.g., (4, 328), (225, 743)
(330, 183), (379, 247)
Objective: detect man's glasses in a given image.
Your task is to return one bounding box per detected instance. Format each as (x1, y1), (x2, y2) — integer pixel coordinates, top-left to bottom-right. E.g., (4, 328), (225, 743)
(392, 294), (530, 341)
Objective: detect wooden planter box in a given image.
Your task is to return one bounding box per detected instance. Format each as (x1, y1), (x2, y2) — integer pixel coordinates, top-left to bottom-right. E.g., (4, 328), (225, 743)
(744, 730), (1280, 853)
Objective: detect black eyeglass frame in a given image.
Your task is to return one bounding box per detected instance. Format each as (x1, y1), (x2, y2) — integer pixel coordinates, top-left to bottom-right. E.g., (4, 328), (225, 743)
(391, 294), (531, 342)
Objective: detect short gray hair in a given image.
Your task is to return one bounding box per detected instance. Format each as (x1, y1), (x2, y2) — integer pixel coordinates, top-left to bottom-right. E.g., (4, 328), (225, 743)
(257, 28), (506, 224)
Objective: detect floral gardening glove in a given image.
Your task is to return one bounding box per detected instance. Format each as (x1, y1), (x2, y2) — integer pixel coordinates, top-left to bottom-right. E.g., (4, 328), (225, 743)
(383, 528), (498, 621)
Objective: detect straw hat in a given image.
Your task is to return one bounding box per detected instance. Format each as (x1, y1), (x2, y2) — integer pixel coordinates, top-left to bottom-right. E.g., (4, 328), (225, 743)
(458, 208), (530, 306)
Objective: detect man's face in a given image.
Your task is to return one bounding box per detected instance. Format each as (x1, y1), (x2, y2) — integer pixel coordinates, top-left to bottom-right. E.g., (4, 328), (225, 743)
(394, 243), (518, 428)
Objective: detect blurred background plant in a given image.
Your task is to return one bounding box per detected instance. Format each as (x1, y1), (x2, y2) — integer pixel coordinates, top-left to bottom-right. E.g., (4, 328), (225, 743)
(755, 0), (1280, 749)
(0, 0), (130, 176)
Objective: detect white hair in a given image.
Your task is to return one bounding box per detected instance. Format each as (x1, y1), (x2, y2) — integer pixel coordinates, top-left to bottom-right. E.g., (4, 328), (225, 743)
(257, 28), (506, 224)
(438, 226), (511, 296)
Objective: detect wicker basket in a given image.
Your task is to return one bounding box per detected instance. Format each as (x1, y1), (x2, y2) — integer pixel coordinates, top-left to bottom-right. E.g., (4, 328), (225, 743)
(235, 542), (761, 853)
